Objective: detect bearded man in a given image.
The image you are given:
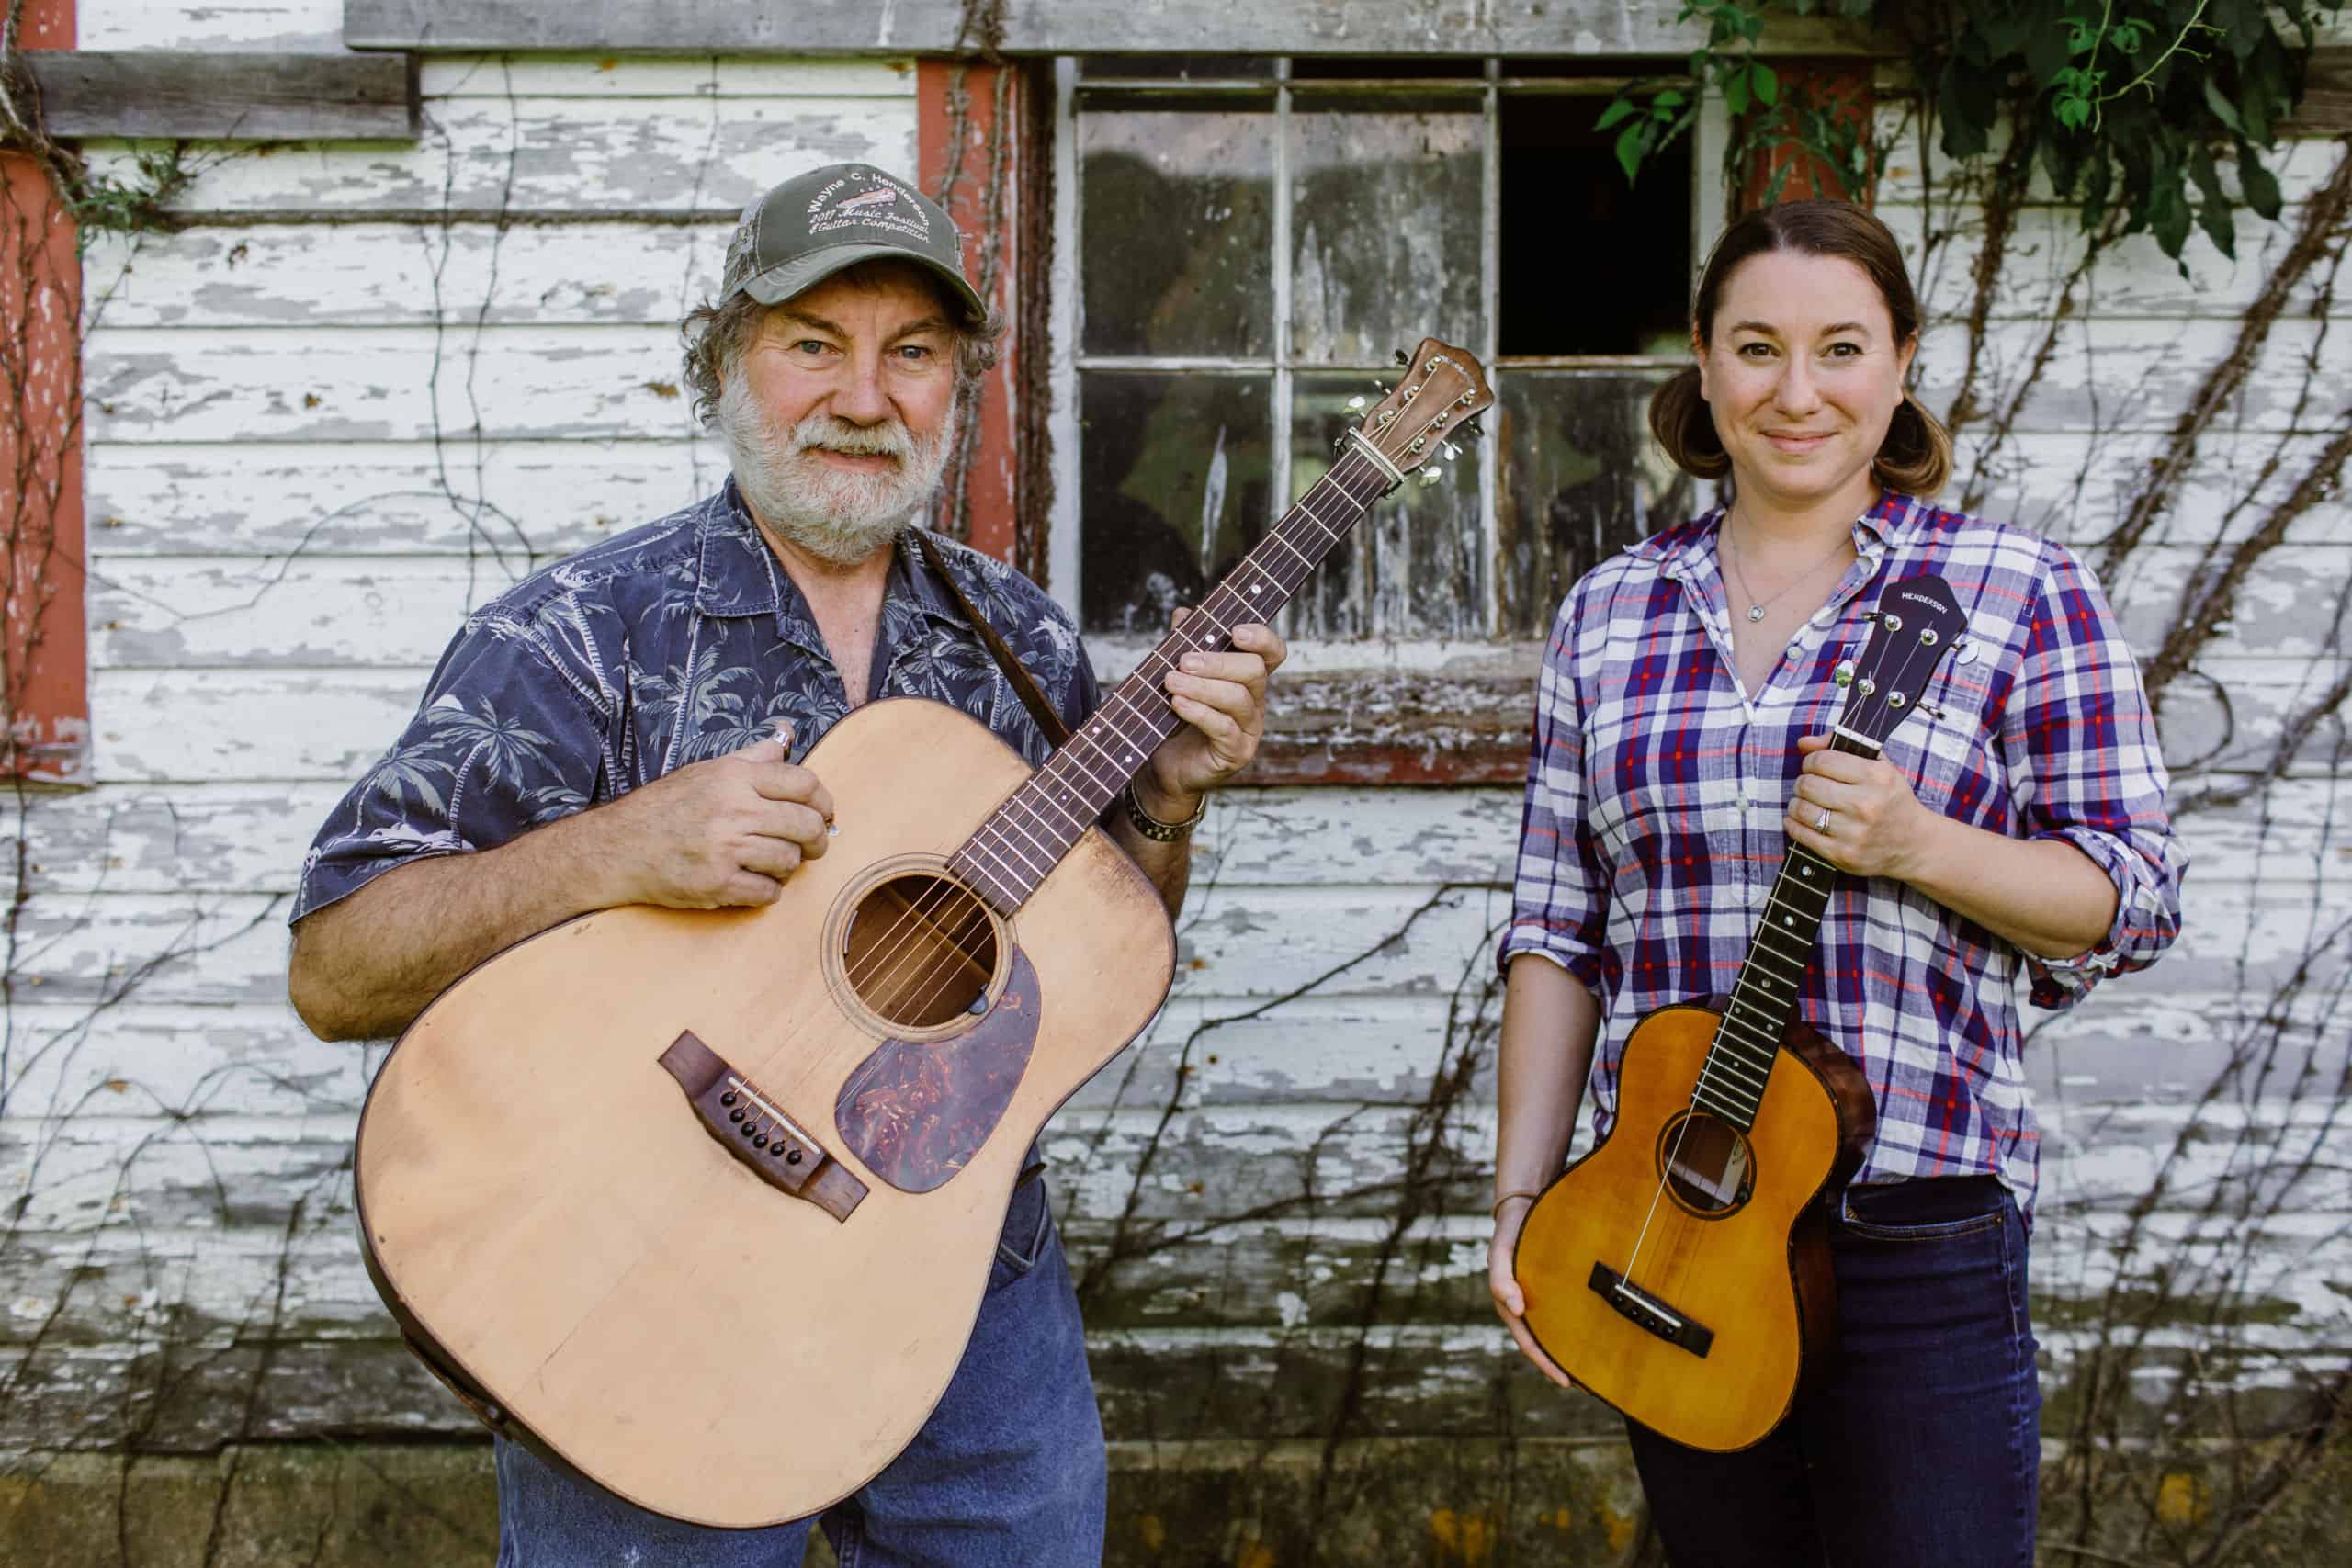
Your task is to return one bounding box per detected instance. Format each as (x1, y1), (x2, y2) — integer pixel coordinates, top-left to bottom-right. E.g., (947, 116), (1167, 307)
(288, 164), (1284, 1566)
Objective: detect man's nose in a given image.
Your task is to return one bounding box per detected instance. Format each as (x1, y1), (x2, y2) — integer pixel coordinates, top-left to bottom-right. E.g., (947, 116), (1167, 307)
(831, 354), (892, 423)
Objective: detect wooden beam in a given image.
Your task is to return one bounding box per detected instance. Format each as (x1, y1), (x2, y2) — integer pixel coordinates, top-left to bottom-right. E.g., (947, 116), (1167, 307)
(2, 0), (87, 785)
(343, 0), (1871, 59)
(2293, 48), (2352, 133)
(20, 51), (418, 141)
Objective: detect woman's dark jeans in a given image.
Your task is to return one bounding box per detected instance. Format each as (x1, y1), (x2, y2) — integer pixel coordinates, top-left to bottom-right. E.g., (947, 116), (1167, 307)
(1624, 1175), (2041, 1568)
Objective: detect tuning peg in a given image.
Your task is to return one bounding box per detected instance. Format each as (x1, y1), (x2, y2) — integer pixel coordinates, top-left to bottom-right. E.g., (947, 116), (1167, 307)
(1460, 419), (1485, 440)
(1346, 394), (1368, 411)
(1394, 348), (1410, 367)
(1918, 701), (1948, 722)
(1441, 440), (1462, 461)
(1417, 467), (1442, 486)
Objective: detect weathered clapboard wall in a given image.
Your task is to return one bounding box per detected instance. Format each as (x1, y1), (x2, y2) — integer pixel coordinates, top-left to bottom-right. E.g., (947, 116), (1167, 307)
(4, 2), (2348, 1562)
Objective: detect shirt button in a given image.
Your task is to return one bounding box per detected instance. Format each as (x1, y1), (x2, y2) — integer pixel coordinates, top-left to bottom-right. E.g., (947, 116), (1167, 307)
(1784, 648), (1801, 664)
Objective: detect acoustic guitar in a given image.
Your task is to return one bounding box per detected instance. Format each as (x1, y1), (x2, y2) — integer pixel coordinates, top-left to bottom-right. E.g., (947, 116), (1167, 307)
(352, 339), (1494, 1526)
(1512, 573), (1967, 1450)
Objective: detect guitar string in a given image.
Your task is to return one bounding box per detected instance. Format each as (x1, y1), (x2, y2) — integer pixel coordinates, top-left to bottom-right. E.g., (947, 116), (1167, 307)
(834, 454), (1397, 1030)
(1611, 671), (1904, 1303)
(679, 433), (1458, 1167)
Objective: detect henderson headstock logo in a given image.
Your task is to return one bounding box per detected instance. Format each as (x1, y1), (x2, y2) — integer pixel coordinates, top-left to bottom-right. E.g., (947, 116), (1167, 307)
(806, 172), (934, 244)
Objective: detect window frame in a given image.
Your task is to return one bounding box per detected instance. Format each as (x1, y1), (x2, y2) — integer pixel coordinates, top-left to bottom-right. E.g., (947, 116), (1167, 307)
(1046, 52), (1730, 679)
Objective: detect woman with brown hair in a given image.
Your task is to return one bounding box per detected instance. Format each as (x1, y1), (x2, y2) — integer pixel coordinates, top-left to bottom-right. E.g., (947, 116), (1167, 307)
(1486, 200), (2185, 1564)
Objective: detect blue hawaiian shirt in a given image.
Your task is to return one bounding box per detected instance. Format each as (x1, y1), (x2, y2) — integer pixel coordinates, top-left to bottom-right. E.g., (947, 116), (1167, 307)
(294, 479), (1099, 922)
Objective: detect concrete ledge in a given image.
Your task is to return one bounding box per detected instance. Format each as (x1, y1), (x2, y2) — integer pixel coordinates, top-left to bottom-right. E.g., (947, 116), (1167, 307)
(5, 1433), (2348, 1565)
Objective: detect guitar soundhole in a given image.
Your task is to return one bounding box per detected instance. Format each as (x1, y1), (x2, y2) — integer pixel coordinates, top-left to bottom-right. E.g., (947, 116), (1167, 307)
(1657, 1111), (1755, 1216)
(841, 874), (1001, 1030)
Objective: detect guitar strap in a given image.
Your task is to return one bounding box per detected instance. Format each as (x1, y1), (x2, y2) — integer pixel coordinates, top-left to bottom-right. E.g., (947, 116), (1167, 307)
(911, 529), (1074, 750)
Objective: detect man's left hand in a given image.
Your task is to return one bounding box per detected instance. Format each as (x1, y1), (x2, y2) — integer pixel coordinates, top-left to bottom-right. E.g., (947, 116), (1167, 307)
(1136, 614), (1287, 818)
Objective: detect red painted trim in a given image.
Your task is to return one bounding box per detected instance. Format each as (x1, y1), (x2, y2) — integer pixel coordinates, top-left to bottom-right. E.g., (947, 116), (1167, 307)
(917, 58), (1023, 565)
(1739, 62), (1875, 211)
(3, 0), (86, 784)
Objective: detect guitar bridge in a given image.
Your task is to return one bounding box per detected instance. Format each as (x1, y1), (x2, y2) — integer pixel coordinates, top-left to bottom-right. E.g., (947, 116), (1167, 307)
(1589, 1261), (1713, 1359)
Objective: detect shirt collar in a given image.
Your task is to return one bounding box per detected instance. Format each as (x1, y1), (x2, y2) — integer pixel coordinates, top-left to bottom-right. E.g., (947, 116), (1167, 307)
(691, 478), (972, 635)
(1641, 488), (1922, 579)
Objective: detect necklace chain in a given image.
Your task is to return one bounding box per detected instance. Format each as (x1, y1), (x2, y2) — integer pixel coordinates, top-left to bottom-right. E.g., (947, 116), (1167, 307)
(1720, 515), (1854, 625)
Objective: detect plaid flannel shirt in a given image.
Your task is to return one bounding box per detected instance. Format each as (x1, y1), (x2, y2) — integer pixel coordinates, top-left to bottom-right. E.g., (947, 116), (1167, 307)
(1499, 491), (2185, 1215)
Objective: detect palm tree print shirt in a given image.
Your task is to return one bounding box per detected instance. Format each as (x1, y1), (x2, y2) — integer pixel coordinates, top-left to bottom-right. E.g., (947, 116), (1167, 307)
(293, 479), (1099, 922)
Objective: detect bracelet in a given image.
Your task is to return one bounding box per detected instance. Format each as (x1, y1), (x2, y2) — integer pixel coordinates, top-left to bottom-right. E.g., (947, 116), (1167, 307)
(1491, 1190), (1542, 1218)
(1123, 780), (1207, 842)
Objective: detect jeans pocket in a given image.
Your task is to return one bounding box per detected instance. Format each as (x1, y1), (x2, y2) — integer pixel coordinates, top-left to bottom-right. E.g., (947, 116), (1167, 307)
(1838, 1177), (2011, 1242)
(988, 1170), (1053, 1291)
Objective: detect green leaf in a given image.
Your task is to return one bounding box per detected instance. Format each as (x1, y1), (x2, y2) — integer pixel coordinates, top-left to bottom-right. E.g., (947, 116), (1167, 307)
(1654, 88), (1688, 109)
(2238, 145), (2282, 220)
(2201, 77), (2245, 136)
(1595, 97), (1639, 131)
(2025, 21), (2073, 82)
(1751, 62), (1779, 107)
(2196, 196), (2237, 259)
(1724, 71), (1752, 118)
(1615, 121), (1647, 186)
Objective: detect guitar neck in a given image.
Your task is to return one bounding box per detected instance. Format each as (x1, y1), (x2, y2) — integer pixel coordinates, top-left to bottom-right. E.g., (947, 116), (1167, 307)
(950, 446), (1396, 913)
(1692, 731), (1879, 1133)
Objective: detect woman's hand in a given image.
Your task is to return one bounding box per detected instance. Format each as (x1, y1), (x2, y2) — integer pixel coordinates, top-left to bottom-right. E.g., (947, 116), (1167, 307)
(1489, 1193), (1578, 1391)
(1785, 731), (1940, 879)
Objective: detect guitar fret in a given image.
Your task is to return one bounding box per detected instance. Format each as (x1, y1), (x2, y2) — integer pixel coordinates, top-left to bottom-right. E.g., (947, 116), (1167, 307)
(997, 799), (1070, 865)
(945, 369), (1484, 912)
(1691, 1084), (1753, 1123)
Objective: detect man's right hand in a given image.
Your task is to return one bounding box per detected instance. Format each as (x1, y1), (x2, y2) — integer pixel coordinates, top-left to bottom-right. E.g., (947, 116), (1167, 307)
(596, 730), (837, 909)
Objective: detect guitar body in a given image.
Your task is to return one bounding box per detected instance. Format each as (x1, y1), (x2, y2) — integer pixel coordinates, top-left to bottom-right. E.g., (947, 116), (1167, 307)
(1513, 1000), (1874, 1451)
(354, 697), (1177, 1528)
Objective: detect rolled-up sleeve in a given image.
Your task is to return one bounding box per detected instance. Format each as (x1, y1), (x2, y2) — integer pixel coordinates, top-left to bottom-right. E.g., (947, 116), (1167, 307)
(1498, 592), (1611, 997)
(2004, 550), (2187, 1010)
(292, 616), (610, 923)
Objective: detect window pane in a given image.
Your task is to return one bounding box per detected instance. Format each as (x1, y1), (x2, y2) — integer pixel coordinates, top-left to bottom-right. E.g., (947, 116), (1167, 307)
(1290, 97), (1485, 367)
(1287, 373), (1486, 640)
(1080, 372), (1272, 635)
(1498, 95), (1691, 355)
(1497, 368), (1700, 637)
(1080, 98), (1274, 359)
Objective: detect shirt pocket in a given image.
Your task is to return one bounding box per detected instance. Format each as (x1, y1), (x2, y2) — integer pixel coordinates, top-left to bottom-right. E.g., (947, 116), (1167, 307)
(1894, 694), (2009, 831)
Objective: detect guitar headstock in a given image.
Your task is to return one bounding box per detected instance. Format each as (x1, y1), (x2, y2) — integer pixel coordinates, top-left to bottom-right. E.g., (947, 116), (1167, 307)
(1351, 338), (1494, 480)
(1836, 574), (1967, 747)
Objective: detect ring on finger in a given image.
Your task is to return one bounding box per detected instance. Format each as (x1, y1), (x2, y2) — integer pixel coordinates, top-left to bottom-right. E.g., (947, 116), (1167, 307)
(1815, 807), (1832, 834)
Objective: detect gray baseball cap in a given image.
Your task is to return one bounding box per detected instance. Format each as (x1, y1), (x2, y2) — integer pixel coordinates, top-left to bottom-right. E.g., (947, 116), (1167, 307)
(719, 163), (985, 324)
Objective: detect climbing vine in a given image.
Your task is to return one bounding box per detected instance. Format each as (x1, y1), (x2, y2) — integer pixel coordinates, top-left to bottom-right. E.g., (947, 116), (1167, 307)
(1611, 0), (2345, 259)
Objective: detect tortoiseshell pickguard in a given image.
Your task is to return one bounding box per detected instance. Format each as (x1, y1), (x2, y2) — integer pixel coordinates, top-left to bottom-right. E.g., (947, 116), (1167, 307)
(834, 947), (1042, 1192)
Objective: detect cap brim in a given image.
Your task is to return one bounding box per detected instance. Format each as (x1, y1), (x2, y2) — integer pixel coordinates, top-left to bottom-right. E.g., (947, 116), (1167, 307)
(738, 242), (986, 324)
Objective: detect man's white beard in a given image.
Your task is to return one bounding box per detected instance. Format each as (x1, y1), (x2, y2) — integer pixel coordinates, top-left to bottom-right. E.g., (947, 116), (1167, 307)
(719, 375), (956, 565)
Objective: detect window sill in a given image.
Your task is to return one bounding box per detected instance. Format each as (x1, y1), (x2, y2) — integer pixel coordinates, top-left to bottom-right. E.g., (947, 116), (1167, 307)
(1249, 666), (1536, 785)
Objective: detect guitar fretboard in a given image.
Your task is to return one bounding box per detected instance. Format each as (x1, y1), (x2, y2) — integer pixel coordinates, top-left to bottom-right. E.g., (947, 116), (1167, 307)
(950, 447), (1396, 913)
(1689, 731), (1878, 1133)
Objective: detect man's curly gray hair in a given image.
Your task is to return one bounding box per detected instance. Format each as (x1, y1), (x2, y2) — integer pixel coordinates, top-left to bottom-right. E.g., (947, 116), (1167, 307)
(679, 259), (1005, 426)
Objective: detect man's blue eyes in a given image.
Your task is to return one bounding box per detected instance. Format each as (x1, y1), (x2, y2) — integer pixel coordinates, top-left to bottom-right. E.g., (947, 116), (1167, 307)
(790, 342), (935, 360)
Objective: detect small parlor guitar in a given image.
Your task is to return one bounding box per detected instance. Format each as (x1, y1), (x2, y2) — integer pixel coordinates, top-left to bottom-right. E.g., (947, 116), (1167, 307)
(1513, 574), (1967, 1450)
(353, 340), (1493, 1527)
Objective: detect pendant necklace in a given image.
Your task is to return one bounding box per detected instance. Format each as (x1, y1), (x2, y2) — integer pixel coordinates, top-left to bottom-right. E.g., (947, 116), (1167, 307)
(1720, 514), (1854, 624)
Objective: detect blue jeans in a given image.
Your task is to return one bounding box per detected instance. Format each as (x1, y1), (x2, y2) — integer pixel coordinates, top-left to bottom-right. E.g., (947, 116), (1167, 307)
(493, 1174), (1105, 1566)
(1624, 1175), (2041, 1568)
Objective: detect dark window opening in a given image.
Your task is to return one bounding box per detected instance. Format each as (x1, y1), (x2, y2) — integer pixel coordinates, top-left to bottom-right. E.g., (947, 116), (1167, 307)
(1498, 95), (1693, 357)
(1288, 55), (1487, 81)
